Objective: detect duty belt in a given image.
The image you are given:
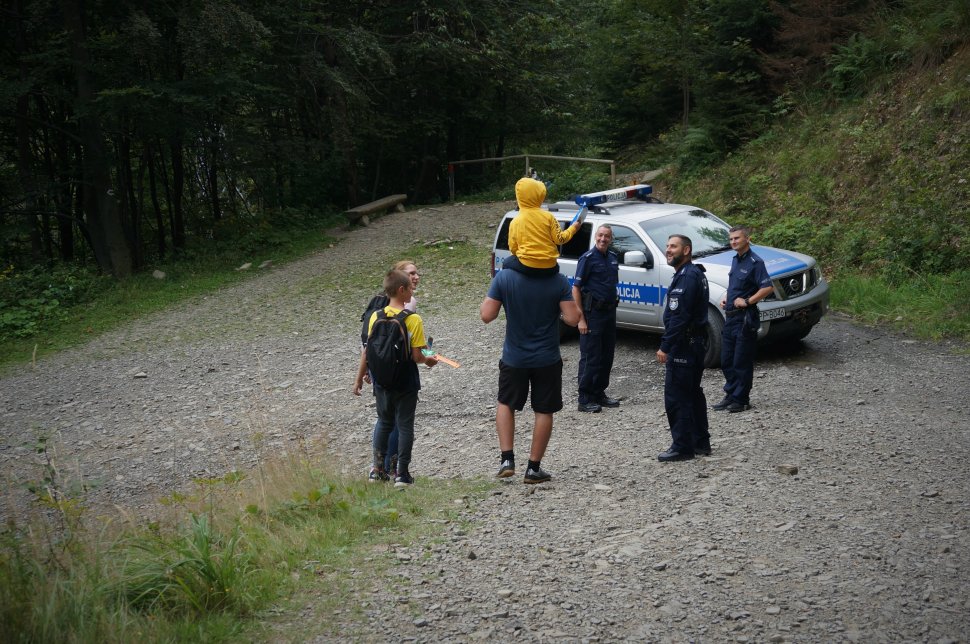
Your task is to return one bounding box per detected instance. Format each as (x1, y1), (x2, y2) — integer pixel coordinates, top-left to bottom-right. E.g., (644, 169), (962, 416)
(584, 292), (618, 311)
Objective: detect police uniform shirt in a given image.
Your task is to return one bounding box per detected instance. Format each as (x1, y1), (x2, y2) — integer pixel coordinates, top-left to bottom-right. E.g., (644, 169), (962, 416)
(660, 262), (708, 357)
(725, 249), (772, 311)
(574, 247), (619, 303)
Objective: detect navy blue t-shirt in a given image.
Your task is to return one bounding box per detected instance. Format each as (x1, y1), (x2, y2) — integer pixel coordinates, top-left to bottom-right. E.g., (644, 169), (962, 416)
(487, 270), (573, 368)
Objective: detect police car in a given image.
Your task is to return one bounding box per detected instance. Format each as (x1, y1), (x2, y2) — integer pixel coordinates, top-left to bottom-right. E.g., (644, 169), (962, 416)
(490, 184), (829, 367)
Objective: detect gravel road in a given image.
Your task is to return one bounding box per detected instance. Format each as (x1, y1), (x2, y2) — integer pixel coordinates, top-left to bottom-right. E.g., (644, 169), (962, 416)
(2, 202), (968, 642)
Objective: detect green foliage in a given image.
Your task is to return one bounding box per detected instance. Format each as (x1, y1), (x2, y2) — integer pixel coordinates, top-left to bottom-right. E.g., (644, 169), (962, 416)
(676, 125), (721, 171)
(542, 165), (614, 200)
(0, 213), (340, 368)
(664, 4), (970, 340)
(0, 455), (489, 641)
(0, 265), (109, 339)
(760, 215), (814, 251)
(121, 514), (257, 615)
(0, 529), (39, 638)
(827, 34), (891, 97)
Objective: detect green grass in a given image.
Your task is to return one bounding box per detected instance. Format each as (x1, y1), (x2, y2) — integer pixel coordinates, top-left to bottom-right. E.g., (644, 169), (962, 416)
(0, 224), (340, 371)
(1, 455), (491, 642)
(831, 270), (970, 341)
(659, 43), (970, 343)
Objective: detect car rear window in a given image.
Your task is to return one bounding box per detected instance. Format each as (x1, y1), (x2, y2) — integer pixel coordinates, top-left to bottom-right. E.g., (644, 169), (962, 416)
(496, 218), (512, 250)
(561, 222), (592, 259)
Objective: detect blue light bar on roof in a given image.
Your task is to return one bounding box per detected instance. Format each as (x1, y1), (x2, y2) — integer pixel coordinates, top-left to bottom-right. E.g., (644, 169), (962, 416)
(575, 184), (652, 207)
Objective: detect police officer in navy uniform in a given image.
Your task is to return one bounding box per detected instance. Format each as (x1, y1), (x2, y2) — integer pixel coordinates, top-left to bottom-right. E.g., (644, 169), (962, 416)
(656, 234), (710, 462)
(573, 224), (621, 413)
(714, 225), (775, 413)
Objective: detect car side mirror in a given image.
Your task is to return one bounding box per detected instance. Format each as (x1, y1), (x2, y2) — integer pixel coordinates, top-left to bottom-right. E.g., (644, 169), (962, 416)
(622, 250), (652, 269)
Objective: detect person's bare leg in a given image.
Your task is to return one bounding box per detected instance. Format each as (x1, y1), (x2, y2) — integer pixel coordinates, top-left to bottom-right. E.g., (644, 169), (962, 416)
(496, 403), (515, 451)
(529, 412), (553, 461)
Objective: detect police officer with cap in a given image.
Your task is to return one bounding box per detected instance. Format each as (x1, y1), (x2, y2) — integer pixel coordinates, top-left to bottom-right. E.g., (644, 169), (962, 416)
(574, 224), (620, 413)
(656, 234), (710, 461)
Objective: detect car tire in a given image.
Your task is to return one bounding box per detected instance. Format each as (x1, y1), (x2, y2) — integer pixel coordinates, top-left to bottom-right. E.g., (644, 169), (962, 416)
(704, 306), (723, 369)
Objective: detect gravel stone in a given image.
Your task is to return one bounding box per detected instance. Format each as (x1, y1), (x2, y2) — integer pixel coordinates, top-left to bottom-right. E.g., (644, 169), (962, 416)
(1, 202), (968, 642)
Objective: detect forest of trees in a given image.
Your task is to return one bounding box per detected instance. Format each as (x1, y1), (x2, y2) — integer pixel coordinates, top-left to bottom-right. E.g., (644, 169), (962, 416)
(1, 0), (964, 278)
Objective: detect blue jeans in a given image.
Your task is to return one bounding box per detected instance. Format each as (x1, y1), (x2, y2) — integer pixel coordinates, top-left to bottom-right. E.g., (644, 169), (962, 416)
(372, 421), (399, 472)
(373, 387), (418, 475)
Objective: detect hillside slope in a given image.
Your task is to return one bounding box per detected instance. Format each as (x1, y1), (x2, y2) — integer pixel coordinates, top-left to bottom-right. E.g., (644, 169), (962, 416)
(662, 44), (970, 339)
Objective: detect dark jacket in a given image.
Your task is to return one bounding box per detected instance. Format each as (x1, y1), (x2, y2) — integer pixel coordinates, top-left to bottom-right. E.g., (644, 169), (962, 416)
(661, 262), (709, 366)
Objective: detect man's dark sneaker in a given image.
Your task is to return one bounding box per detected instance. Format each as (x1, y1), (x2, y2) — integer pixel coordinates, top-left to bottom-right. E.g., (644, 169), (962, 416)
(658, 448), (694, 462)
(727, 402), (751, 413)
(695, 446), (712, 457)
(578, 402), (602, 413)
(523, 467), (552, 484)
(496, 459), (515, 478)
(368, 467), (390, 483)
(393, 471), (414, 487)
(712, 396), (732, 411)
(597, 395), (621, 408)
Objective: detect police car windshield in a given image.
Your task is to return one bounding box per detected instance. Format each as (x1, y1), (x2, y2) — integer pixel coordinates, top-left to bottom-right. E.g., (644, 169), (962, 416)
(640, 209), (730, 257)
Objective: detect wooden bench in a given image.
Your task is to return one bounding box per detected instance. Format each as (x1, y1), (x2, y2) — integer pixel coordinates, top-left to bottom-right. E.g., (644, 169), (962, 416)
(345, 194), (407, 225)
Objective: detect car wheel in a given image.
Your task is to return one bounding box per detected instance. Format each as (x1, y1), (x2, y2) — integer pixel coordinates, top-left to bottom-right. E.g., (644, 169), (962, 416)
(704, 306), (723, 369)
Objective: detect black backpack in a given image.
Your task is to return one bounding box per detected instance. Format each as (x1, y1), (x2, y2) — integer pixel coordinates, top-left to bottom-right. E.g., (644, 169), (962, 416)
(365, 309), (412, 389)
(359, 293), (390, 346)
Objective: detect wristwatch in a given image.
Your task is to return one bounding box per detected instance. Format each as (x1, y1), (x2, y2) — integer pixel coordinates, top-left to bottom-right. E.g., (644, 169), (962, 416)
(744, 297), (750, 307)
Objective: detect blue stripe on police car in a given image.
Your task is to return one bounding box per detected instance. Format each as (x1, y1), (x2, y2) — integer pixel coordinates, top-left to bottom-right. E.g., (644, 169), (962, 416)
(699, 245), (808, 276)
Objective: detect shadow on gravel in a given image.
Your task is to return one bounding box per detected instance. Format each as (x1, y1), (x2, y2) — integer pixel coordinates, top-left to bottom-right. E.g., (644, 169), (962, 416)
(565, 327), (827, 368)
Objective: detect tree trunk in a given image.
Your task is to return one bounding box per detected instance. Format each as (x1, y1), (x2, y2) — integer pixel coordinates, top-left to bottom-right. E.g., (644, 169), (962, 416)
(15, 93), (44, 263)
(62, 0), (132, 277)
(133, 143), (147, 268)
(682, 71), (690, 131)
(53, 101), (75, 261)
(169, 134), (186, 249)
(207, 129), (222, 223)
(322, 39), (359, 206)
(146, 142), (166, 259)
(13, 0), (43, 263)
(118, 134), (142, 269)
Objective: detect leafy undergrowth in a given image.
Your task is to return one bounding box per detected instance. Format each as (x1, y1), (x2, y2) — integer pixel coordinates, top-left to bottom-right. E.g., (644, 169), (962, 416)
(663, 45), (970, 341)
(0, 451), (490, 643)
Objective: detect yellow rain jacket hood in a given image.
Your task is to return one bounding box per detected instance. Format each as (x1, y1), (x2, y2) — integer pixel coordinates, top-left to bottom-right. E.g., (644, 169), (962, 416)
(515, 177), (547, 210)
(509, 177), (577, 269)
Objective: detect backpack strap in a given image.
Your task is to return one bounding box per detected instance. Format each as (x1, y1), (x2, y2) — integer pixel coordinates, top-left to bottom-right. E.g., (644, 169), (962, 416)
(392, 309), (411, 358)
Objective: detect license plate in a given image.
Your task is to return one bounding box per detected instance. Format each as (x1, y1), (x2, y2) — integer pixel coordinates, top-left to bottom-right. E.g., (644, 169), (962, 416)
(760, 307), (786, 321)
